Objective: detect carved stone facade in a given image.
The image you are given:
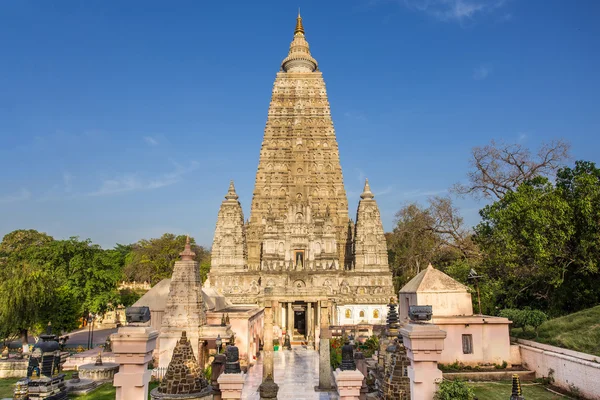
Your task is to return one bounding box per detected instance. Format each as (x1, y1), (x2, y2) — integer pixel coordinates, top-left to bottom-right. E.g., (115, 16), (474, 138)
(159, 238), (206, 369)
(207, 13), (394, 340)
(211, 181), (247, 272)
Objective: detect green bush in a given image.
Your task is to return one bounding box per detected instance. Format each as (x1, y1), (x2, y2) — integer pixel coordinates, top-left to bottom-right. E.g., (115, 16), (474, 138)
(500, 308), (548, 335)
(434, 379), (475, 400)
(360, 335), (379, 358)
(330, 337), (344, 369)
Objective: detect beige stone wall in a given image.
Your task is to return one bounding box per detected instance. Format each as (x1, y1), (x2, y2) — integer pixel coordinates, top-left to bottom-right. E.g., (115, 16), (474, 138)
(435, 320), (511, 366)
(518, 339), (600, 399)
(398, 292), (473, 319)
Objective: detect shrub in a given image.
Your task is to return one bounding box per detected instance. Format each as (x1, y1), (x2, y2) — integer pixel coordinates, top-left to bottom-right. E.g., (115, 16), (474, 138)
(434, 379), (475, 400)
(360, 335), (379, 358)
(330, 337), (344, 369)
(500, 308), (548, 335)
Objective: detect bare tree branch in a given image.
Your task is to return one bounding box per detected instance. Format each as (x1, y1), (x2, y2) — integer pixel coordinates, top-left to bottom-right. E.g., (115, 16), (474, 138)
(452, 139), (571, 200)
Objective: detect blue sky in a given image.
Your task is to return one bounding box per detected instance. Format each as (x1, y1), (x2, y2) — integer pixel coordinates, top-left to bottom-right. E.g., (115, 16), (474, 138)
(1, 0), (598, 249)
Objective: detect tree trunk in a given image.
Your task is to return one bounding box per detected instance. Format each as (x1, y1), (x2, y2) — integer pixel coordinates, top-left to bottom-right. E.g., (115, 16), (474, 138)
(20, 329), (29, 354)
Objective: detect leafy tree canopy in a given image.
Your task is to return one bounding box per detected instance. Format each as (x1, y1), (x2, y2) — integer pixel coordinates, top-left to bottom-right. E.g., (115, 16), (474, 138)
(123, 233), (210, 285)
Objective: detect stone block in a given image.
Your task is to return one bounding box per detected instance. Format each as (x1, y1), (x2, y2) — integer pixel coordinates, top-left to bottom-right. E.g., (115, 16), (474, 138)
(334, 369), (365, 400)
(217, 372), (245, 399)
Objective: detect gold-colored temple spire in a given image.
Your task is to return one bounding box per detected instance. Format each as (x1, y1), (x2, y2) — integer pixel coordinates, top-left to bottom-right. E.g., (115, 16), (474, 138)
(295, 9), (304, 35)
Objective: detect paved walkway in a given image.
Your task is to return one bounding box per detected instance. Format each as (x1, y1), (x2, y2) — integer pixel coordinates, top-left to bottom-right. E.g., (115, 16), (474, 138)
(241, 347), (338, 400)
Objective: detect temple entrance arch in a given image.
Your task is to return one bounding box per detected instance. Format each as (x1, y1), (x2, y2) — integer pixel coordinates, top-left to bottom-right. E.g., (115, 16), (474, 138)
(294, 309), (306, 336)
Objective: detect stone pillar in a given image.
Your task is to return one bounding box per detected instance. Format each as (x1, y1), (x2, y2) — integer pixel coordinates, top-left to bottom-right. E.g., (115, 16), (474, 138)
(262, 302), (274, 381)
(307, 302), (314, 349)
(111, 326), (158, 400)
(211, 354), (226, 400)
(318, 301), (332, 390)
(400, 323), (446, 400)
(259, 295), (279, 400)
(334, 369), (365, 400)
(287, 302), (293, 336)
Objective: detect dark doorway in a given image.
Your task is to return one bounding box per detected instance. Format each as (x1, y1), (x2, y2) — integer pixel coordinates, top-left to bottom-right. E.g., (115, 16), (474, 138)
(294, 310), (306, 336)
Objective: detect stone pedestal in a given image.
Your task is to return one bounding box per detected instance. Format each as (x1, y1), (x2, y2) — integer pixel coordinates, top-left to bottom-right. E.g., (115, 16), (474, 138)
(217, 373), (246, 400)
(400, 323), (446, 400)
(211, 354), (226, 400)
(355, 353), (368, 400)
(78, 362), (119, 381)
(111, 325), (158, 400)
(334, 369), (365, 400)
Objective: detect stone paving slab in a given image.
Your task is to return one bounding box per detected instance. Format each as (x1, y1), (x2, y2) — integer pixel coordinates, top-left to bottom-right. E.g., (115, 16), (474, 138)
(241, 347), (337, 400)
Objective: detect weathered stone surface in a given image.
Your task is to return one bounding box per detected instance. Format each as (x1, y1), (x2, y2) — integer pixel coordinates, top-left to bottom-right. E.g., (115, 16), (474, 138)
(159, 238), (206, 369)
(205, 14), (394, 336)
(156, 331), (209, 396)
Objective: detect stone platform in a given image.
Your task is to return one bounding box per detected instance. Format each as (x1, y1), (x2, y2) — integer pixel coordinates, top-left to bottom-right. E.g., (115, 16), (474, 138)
(241, 347), (337, 400)
(0, 358), (27, 378)
(65, 378), (102, 395)
(78, 362), (119, 381)
(62, 349), (115, 370)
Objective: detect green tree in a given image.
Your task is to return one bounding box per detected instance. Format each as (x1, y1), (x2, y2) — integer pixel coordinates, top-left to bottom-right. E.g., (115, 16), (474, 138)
(475, 177), (573, 311)
(0, 232), (124, 349)
(123, 234), (210, 285)
(387, 203), (441, 291)
(475, 161), (600, 315)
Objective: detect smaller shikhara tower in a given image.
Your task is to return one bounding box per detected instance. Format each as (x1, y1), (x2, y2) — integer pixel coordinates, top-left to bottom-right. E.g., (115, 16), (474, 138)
(207, 13), (394, 337)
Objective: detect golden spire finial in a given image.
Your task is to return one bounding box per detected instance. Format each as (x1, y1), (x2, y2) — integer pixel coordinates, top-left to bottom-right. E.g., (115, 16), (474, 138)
(295, 9), (304, 35)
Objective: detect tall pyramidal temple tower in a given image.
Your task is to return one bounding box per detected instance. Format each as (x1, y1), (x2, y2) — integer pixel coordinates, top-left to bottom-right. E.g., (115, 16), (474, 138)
(207, 13), (394, 340)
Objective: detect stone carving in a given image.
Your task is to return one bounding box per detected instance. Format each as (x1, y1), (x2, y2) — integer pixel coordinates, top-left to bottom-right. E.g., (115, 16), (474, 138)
(224, 345), (241, 374)
(155, 331), (209, 396)
(206, 13), (393, 311)
(340, 338), (356, 371)
(211, 181), (248, 271)
(159, 238), (206, 369)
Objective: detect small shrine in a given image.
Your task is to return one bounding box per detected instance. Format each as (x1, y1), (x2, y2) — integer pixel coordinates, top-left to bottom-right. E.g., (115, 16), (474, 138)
(13, 324), (68, 400)
(150, 331), (212, 400)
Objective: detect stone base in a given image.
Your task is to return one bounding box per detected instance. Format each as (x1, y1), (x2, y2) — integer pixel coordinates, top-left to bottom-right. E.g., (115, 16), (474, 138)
(149, 386), (213, 400)
(0, 359), (27, 378)
(19, 374), (69, 400)
(65, 379), (102, 395)
(78, 362), (119, 381)
(217, 373), (246, 400)
(334, 369), (364, 400)
(62, 350), (116, 371)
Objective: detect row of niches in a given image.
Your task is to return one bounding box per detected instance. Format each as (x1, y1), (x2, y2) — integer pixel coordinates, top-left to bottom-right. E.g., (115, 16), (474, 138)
(268, 109), (331, 117)
(262, 138), (337, 149)
(264, 239), (336, 255)
(269, 98), (329, 107)
(266, 117), (333, 126)
(263, 127), (336, 136)
(260, 162), (337, 172)
(271, 88), (328, 96)
(259, 259), (340, 272)
(342, 307), (383, 320)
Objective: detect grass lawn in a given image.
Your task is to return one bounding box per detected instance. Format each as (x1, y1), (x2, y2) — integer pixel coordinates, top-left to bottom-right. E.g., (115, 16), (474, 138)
(511, 305), (600, 357)
(0, 378), (159, 399)
(0, 377), (19, 398)
(472, 381), (568, 399)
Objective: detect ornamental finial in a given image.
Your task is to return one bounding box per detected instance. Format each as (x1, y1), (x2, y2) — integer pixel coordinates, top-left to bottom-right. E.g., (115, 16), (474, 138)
(360, 178), (375, 199)
(180, 235), (196, 261)
(295, 10), (304, 35)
